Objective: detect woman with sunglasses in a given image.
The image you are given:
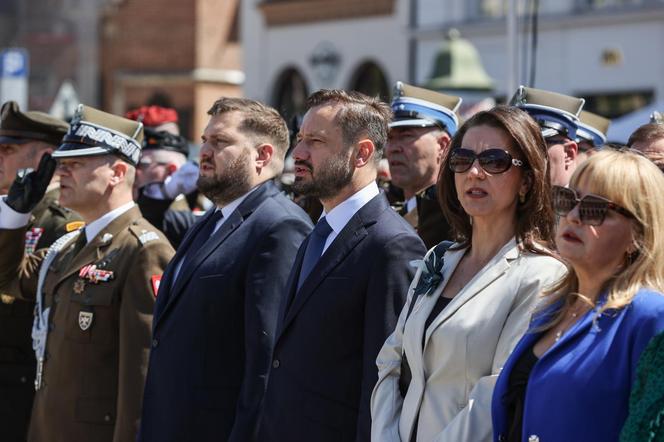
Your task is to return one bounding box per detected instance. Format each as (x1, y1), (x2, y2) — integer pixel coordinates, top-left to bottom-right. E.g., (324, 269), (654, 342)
(371, 106), (565, 442)
(492, 149), (664, 442)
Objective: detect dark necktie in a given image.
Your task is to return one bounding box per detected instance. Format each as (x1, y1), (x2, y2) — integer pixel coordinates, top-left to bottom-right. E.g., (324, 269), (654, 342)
(297, 217), (333, 290)
(71, 228), (87, 256)
(180, 210), (223, 269)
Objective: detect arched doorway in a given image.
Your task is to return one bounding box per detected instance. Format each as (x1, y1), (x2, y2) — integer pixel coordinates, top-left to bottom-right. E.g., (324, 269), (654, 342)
(272, 67), (310, 122)
(349, 61), (390, 102)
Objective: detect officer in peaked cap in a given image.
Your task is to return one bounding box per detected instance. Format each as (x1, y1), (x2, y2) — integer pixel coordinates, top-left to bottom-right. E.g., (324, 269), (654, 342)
(511, 85), (585, 186)
(0, 101), (67, 192)
(576, 110), (610, 161)
(0, 104), (174, 442)
(0, 101), (83, 441)
(386, 81), (460, 248)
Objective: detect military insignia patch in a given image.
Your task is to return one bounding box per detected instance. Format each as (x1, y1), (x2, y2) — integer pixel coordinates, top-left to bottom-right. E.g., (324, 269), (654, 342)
(78, 311), (94, 331)
(151, 275), (162, 298)
(24, 227), (45, 254)
(66, 221), (85, 232)
(138, 230), (160, 245)
(73, 279), (86, 294)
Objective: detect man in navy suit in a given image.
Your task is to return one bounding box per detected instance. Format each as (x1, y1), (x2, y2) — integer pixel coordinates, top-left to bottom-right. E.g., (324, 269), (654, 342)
(138, 98), (313, 442)
(258, 90), (426, 442)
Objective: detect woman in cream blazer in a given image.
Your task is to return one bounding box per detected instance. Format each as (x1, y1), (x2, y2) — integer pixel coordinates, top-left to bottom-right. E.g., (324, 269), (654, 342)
(371, 106), (566, 442)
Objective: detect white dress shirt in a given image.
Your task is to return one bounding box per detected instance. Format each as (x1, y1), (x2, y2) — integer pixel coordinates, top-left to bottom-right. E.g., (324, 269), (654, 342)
(320, 181), (379, 253)
(83, 201), (135, 242)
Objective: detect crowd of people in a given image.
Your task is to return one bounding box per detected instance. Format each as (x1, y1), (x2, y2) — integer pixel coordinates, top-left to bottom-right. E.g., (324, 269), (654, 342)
(0, 80), (662, 442)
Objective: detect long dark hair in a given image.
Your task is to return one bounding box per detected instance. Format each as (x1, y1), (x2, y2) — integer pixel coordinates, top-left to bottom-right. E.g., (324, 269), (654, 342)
(437, 105), (555, 254)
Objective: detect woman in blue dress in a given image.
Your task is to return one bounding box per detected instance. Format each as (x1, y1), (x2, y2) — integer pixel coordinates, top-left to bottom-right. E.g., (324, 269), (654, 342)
(492, 148), (664, 442)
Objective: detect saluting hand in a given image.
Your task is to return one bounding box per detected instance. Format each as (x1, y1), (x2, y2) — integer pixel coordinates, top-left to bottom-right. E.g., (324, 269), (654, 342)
(6, 153), (57, 213)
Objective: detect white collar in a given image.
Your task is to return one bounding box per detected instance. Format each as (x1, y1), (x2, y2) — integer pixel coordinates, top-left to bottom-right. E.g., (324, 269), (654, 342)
(84, 201), (135, 242)
(322, 181), (379, 234)
(218, 185), (259, 219)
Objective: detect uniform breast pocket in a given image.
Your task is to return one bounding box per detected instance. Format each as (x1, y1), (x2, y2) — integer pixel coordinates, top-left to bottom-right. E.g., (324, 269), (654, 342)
(64, 282), (116, 345)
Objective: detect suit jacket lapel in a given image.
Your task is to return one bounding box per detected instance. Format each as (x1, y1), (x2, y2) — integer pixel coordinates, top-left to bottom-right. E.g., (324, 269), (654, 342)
(168, 210), (242, 299)
(158, 181), (279, 323)
(152, 208), (215, 324)
(275, 241), (308, 338)
(422, 238), (519, 351)
(277, 193), (389, 339)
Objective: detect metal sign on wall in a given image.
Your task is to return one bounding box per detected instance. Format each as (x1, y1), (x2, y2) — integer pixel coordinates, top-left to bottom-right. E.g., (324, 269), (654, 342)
(0, 48), (29, 109)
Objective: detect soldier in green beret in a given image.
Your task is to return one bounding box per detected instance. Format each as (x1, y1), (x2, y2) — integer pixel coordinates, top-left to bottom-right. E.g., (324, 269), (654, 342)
(0, 101), (83, 440)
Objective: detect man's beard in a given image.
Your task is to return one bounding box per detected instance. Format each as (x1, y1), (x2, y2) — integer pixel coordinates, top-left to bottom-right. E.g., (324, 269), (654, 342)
(197, 150), (253, 206)
(292, 151), (354, 200)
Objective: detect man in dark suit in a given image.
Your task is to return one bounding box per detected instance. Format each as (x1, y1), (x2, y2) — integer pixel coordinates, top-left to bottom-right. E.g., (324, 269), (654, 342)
(386, 82), (461, 248)
(258, 90), (426, 442)
(139, 98), (313, 442)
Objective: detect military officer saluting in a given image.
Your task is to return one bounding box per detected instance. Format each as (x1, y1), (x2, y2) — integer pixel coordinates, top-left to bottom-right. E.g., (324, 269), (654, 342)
(0, 105), (174, 442)
(0, 101), (82, 441)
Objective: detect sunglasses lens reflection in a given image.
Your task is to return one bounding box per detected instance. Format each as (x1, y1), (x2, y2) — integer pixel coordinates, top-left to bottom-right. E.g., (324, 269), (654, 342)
(552, 187), (608, 226)
(449, 149), (514, 174)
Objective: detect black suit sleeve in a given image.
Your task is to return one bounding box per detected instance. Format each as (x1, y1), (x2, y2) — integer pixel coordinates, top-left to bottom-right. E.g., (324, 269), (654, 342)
(356, 232), (425, 441)
(228, 216), (312, 442)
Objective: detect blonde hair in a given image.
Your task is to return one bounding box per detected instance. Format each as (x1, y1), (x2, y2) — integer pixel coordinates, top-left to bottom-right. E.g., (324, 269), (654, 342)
(540, 149), (664, 328)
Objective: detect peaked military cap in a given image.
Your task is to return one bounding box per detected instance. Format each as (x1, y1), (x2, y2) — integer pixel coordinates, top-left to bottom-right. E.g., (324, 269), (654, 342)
(390, 81), (463, 136)
(143, 127), (189, 156)
(576, 110), (610, 147)
(52, 104), (144, 166)
(510, 86), (585, 140)
(0, 101), (69, 146)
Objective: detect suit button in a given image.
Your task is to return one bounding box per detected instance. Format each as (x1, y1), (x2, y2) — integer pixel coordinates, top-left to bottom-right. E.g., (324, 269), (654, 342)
(528, 435), (540, 442)
(272, 359), (280, 369)
(151, 339), (159, 348)
(104, 413), (112, 422)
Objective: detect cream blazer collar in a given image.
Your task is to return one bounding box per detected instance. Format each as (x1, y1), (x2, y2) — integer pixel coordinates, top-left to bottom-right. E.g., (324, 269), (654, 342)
(413, 237), (521, 353)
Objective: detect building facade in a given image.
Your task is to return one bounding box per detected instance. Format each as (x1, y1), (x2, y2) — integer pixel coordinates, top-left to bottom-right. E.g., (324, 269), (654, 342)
(413, 0), (664, 118)
(242, 0), (409, 120)
(244, 0), (663, 121)
(100, 0), (243, 139)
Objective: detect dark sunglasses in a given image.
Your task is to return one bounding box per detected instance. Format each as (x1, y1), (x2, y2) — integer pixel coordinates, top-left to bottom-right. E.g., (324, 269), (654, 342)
(449, 148), (524, 174)
(552, 186), (637, 226)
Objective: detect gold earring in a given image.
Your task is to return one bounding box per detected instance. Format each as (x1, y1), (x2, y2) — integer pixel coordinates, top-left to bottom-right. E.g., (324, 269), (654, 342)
(519, 193), (526, 204)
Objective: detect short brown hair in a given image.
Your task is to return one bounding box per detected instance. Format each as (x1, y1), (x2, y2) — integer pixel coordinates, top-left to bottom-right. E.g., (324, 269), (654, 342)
(207, 97), (289, 160)
(437, 105), (555, 253)
(627, 123), (664, 148)
(305, 89), (392, 161)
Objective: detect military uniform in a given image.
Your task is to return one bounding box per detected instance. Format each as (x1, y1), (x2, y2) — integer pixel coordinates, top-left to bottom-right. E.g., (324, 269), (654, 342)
(0, 104), (175, 442)
(0, 206), (173, 442)
(397, 185), (452, 249)
(0, 188), (81, 441)
(388, 82), (461, 248)
(0, 101), (79, 441)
